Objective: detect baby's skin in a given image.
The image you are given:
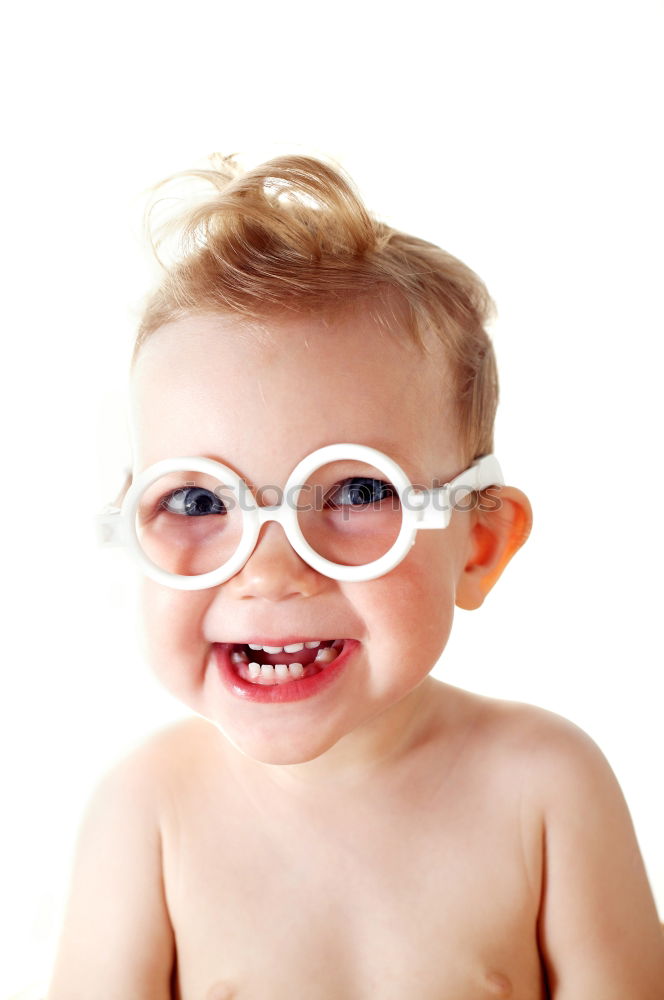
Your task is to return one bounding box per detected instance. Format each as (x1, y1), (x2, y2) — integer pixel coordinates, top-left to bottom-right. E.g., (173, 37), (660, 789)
(48, 310), (664, 998)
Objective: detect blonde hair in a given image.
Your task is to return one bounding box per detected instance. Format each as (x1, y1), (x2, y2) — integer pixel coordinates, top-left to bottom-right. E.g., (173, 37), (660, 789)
(133, 153), (499, 466)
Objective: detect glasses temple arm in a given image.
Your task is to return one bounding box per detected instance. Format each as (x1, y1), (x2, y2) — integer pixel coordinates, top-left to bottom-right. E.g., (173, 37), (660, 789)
(415, 455), (504, 529)
(97, 507), (124, 546)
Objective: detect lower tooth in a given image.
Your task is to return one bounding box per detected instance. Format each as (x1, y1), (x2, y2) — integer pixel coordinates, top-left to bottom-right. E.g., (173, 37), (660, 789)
(233, 643), (345, 685)
(315, 647), (339, 665)
(243, 661), (307, 685)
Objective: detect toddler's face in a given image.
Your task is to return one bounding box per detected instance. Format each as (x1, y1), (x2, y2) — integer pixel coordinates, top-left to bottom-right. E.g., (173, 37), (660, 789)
(129, 308), (478, 770)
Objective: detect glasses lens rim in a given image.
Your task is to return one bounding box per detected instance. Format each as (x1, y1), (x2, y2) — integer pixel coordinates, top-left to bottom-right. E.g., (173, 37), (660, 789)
(283, 443), (417, 580)
(124, 456), (259, 588)
(122, 447), (419, 587)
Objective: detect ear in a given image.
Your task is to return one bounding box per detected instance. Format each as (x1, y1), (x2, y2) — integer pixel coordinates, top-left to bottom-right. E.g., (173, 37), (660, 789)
(455, 486), (533, 611)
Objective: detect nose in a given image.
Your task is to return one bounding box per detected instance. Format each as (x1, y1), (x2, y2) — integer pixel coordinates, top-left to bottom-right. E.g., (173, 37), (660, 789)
(224, 520), (325, 600)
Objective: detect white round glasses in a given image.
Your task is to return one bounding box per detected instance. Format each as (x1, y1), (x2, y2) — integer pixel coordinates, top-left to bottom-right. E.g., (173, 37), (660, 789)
(97, 443), (503, 590)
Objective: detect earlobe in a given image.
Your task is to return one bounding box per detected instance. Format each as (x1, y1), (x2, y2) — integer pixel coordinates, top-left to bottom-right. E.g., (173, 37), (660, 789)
(455, 486), (533, 611)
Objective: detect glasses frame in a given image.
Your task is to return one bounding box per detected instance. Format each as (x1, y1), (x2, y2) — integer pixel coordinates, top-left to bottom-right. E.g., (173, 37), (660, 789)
(97, 442), (503, 589)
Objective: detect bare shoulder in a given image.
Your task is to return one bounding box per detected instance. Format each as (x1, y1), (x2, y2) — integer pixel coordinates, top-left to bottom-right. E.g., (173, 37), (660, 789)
(127, 713), (218, 767)
(451, 689), (648, 825)
(46, 724), (204, 998)
(138, 714), (228, 792)
(437, 683), (593, 767)
(102, 714), (224, 792)
(466, 693), (644, 821)
(455, 693), (664, 997)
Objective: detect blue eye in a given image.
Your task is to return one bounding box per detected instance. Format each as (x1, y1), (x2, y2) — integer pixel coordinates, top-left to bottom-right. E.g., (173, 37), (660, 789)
(161, 487), (227, 516)
(327, 478), (397, 508)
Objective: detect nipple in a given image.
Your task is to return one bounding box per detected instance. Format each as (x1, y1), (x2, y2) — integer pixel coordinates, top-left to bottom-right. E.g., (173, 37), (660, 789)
(205, 982), (237, 1000)
(485, 970), (513, 997)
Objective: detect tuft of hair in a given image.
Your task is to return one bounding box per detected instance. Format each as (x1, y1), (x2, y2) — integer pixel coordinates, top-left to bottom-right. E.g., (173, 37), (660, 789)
(133, 153), (499, 465)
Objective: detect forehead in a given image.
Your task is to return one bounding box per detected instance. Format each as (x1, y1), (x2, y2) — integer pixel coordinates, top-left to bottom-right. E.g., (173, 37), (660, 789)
(129, 311), (461, 480)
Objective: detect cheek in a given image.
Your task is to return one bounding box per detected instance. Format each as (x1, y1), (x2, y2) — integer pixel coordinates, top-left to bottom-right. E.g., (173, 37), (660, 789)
(139, 580), (210, 695)
(357, 539), (458, 664)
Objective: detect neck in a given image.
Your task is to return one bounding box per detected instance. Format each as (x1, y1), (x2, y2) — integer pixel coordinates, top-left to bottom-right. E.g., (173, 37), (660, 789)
(228, 675), (443, 801)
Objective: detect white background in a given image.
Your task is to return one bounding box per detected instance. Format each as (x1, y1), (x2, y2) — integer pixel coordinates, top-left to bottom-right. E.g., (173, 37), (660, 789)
(1, 1), (662, 995)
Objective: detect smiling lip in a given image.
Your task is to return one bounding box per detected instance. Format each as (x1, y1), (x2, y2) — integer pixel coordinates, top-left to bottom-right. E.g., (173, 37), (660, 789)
(213, 639), (359, 703)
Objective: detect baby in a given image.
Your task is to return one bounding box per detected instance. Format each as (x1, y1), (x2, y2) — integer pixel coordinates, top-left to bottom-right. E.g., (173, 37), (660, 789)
(48, 154), (664, 999)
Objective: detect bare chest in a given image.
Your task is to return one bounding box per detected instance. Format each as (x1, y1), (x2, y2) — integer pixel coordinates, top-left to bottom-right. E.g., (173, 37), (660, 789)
(162, 784), (547, 1000)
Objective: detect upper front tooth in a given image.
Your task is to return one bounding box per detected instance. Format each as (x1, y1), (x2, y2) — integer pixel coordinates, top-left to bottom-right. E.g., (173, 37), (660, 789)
(247, 641), (324, 652)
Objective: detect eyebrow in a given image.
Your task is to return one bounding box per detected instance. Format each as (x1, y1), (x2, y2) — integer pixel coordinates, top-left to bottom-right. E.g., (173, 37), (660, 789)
(358, 443), (431, 484)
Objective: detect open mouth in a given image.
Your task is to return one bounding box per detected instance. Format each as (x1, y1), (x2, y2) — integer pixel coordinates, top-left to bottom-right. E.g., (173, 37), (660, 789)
(226, 638), (345, 685)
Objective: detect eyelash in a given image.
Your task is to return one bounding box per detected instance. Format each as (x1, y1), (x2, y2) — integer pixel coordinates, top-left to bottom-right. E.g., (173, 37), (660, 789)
(325, 478), (397, 508)
(157, 478), (398, 516)
(160, 487), (227, 516)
